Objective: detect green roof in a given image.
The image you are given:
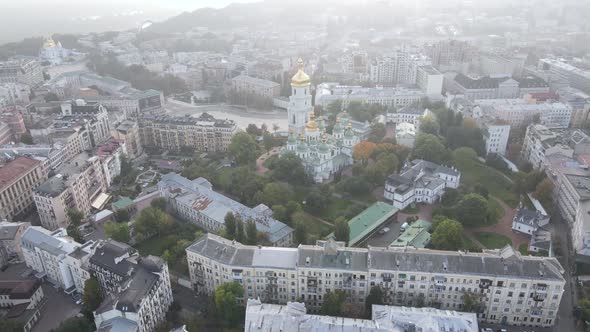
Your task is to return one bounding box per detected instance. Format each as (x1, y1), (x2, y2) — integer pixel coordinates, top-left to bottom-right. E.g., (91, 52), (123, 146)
(390, 219), (432, 248)
(112, 196), (134, 209)
(348, 202), (398, 246)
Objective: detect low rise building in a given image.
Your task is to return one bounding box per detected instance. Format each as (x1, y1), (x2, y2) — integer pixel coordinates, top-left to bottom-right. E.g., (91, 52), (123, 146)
(445, 73), (549, 101)
(230, 75), (280, 98)
(0, 157), (46, 221)
(395, 122), (416, 148)
(512, 206), (550, 235)
(330, 202), (398, 247)
(21, 227), (96, 294)
(245, 299), (479, 332)
(384, 159), (460, 209)
(386, 105), (430, 126)
(0, 278), (45, 332)
(0, 221), (30, 260)
(139, 113), (237, 153)
(159, 173), (293, 246)
(188, 234), (565, 328)
(390, 219), (432, 248)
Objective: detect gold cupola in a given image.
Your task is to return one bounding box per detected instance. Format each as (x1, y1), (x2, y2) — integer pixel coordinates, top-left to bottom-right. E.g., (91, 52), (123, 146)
(291, 58), (310, 87)
(305, 110), (318, 131)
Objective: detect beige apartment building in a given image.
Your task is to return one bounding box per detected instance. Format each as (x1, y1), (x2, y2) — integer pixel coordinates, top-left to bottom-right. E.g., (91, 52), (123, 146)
(187, 234), (565, 329)
(33, 152), (108, 230)
(139, 113), (237, 153)
(0, 157), (46, 221)
(231, 75), (281, 98)
(111, 120), (142, 158)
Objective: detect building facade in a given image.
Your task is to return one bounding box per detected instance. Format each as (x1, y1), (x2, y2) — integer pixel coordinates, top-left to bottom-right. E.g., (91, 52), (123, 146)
(111, 120), (142, 158)
(0, 221), (30, 260)
(231, 75), (281, 98)
(0, 157), (46, 221)
(0, 59), (43, 86)
(187, 234), (565, 328)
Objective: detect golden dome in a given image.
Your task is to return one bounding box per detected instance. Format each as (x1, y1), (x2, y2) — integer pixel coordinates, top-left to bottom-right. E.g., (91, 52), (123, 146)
(306, 110), (318, 131)
(291, 58), (310, 87)
(43, 36), (56, 48)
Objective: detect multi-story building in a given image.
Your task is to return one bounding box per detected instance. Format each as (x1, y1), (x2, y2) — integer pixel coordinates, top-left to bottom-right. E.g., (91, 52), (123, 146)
(231, 75), (281, 98)
(187, 234), (565, 328)
(521, 124), (589, 170)
(0, 143), (70, 176)
(89, 240), (139, 295)
(481, 121), (510, 156)
(159, 173), (293, 246)
(0, 278), (45, 332)
(93, 252), (172, 332)
(0, 83), (31, 105)
(425, 40), (477, 71)
(59, 99), (111, 146)
(538, 58), (590, 94)
(0, 221), (30, 260)
(386, 105), (431, 126)
(0, 107), (27, 141)
(21, 227), (96, 294)
(416, 65), (444, 98)
(556, 173), (590, 257)
(95, 138), (126, 186)
(0, 156), (46, 221)
(0, 121), (12, 144)
(0, 59), (43, 86)
(33, 152), (109, 230)
(111, 120), (142, 158)
(139, 113), (237, 153)
(445, 73), (549, 101)
(384, 159), (460, 209)
(476, 99), (573, 129)
(315, 83), (426, 109)
(245, 299), (479, 332)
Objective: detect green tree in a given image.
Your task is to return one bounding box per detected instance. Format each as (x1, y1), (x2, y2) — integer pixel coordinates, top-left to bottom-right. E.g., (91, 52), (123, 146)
(269, 153), (310, 185)
(533, 178), (554, 204)
(236, 218), (245, 243)
(214, 282), (245, 326)
(20, 132), (34, 144)
(224, 212), (236, 240)
(462, 292), (485, 313)
(321, 290), (347, 316)
(104, 221), (130, 243)
(413, 133), (447, 163)
(368, 123), (386, 143)
(263, 132), (275, 152)
(245, 220), (258, 245)
(305, 190), (328, 214)
(67, 208), (84, 225)
(83, 277), (102, 311)
(365, 286), (384, 317)
(254, 182), (294, 207)
(272, 205), (288, 223)
(229, 131), (258, 165)
(114, 209), (130, 222)
(431, 218), (464, 250)
(419, 115), (439, 135)
(0, 319), (24, 332)
(334, 217), (350, 245)
(150, 197), (167, 211)
(336, 177), (371, 196)
(134, 207), (174, 239)
(44, 92), (60, 102)
(54, 317), (93, 332)
(454, 193), (489, 226)
(293, 219), (307, 245)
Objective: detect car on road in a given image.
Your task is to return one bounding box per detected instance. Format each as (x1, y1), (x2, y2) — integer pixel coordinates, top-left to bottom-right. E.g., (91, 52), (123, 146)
(378, 227), (390, 235)
(480, 328), (493, 332)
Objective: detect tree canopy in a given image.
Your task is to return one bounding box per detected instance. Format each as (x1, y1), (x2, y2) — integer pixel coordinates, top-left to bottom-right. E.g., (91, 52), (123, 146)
(83, 277), (102, 311)
(134, 207), (174, 239)
(321, 290), (347, 316)
(353, 141), (377, 163)
(365, 286), (384, 317)
(454, 193), (489, 226)
(229, 131), (259, 165)
(419, 115), (439, 135)
(431, 218), (464, 250)
(214, 282), (245, 326)
(412, 133), (447, 163)
(54, 317), (93, 332)
(268, 153), (309, 185)
(334, 217), (350, 245)
(104, 222), (130, 243)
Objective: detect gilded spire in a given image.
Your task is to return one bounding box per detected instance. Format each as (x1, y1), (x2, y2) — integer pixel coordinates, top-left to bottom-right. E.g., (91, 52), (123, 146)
(291, 58), (310, 87)
(306, 110), (318, 131)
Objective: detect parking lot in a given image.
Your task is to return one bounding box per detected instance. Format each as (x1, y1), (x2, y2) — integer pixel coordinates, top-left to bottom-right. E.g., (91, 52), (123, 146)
(364, 219), (402, 247)
(31, 284), (82, 332)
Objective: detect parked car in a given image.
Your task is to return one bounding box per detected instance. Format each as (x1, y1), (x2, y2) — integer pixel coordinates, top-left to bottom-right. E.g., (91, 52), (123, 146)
(480, 328), (493, 332)
(378, 227), (390, 235)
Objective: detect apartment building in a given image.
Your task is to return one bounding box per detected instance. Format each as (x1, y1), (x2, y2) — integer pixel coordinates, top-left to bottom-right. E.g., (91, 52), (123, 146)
(445, 73), (549, 101)
(521, 124), (590, 170)
(139, 113), (237, 153)
(58, 99), (111, 146)
(425, 40), (478, 71)
(187, 234), (565, 328)
(0, 221), (30, 260)
(0, 121), (12, 144)
(476, 99), (573, 129)
(111, 120), (142, 158)
(0, 59), (43, 86)
(416, 65), (444, 98)
(0, 157), (46, 221)
(386, 105), (431, 126)
(0, 143), (70, 176)
(33, 152), (109, 230)
(89, 240), (139, 295)
(245, 299), (478, 332)
(384, 159), (460, 209)
(314, 83), (425, 109)
(539, 58), (590, 94)
(93, 251), (173, 332)
(95, 138), (126, 186)
(556, 173), (590, 257)
(159, 173), (293, 246)
(21, 227), (96, 294)
(231, 75), (280, 98)
(0, 278), (45, 332)
(481, 121), (510, 156)
(0, 108), (27, 141)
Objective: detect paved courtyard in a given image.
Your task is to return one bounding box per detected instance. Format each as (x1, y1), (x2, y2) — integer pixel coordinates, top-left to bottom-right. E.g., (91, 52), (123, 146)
(31, 284), (81, 332)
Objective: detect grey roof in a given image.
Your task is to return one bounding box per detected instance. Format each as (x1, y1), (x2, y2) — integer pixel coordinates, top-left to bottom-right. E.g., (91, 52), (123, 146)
(386, 159), (458, 191)
(298, 246), (368, 271)
(398, 105), (427, 115)
(513, 207), (548, 228)
(90, 240), (137, 277)
(34, 176), (67, 197)
(563, 174), (590, 200)
(21, 227), (76, 257)
(372, 305), (478, 332)
(530, 229), (552, 252)
(115, 265), (158, 313)
(97, 316), (138, 332)
(159, 174), (293, 243)
(0, 222), (24, 240)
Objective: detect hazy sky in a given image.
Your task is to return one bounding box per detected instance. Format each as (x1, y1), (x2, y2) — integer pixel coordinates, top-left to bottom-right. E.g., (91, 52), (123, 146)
(0, 0), (260, 43)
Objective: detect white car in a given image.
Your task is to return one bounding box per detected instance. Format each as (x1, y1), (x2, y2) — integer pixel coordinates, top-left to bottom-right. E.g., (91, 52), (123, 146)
(480, 329), (493, 332)
(378, 227), (390, 235)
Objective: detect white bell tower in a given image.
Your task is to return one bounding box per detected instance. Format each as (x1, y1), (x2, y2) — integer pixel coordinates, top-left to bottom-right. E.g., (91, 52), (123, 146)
(288, 58), (312, 134)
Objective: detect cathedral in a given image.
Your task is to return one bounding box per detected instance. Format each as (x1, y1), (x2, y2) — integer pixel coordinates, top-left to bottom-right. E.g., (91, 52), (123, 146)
(39, 36), (72, 65)
(283, 59), (360, 183)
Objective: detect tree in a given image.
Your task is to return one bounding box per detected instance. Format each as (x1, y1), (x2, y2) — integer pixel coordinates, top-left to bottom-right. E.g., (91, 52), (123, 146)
(134, 207), (174, 239)
(365, 286), (384, 317)
(0, 319), (24, 332)
(462, 292), (485, 313)
(419, 115), (439, 135)
(229, 131), (258, 165)
(254, 182), (294, 207)
(454, 194), (489, 226)
(533, 178), (554, 204)
(412, 133), (447, 163)
(214, 282), (244, 326)
(20, 132), (34, 144)
(268, 153), (309, 185)
(54, 317), (93, 332)
(114, 209), (130, 222)
(293, 219), (307, 245)
(272, 123), (280, 133)
(236, 218), (245, 243)
(305, 190), (328, 214)
(263, 132), (275, 152)
(352, 141), (377, 164)
(245, 220), (258, 245)
(150, 197), (167, 211)
(67, 208), (84, 226)
(246, 123), (263, 136)
(368, 123), (386, 143)
(83, 277), (102, 311)
(321, 290), (347, 316)
(104, 221), (130, 243)
(431, 219), (464, 250)
(272, 205), (288, 223)
(224, 212), (236, 240)
(441, 188), (460, 205)
(334, 217), (350, 245)
(336, 177), (371, 196)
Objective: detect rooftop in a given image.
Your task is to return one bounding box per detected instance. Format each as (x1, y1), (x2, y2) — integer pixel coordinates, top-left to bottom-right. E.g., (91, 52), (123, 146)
(232, 74), (280, 88)
(390, 219), (432, 248)
(346, 202), (398, 246)
(0, 157), (40, 191)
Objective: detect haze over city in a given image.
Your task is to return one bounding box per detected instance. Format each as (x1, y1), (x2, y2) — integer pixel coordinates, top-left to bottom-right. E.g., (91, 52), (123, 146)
(0, 1), (589, 332)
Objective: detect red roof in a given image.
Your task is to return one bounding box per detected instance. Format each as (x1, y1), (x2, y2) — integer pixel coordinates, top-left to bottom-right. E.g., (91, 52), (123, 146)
(0, 157), (40, 191)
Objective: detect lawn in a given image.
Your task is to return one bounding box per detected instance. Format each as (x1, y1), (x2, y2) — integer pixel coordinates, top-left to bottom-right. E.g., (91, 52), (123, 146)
(475, 232), (512, 249)
(518, 243), (529, 255)
(462, 234), (481, 252)
(453, 155), (518, 207)
(315, 196), (366, 222)
(300, 212), (333, 237)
